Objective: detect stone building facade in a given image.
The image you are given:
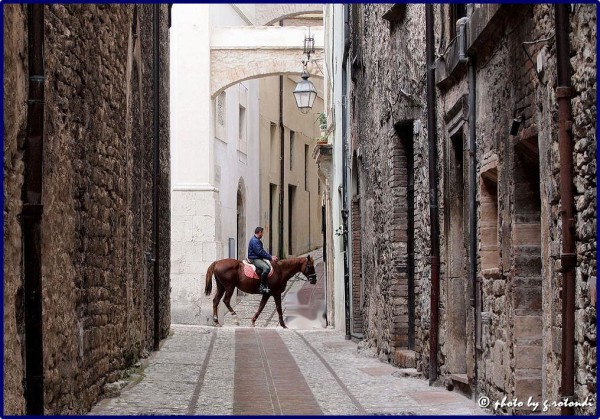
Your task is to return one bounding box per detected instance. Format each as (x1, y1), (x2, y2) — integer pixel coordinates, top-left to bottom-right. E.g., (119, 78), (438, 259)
(324, 3), (596, 415)
(4, 4), (171, 414)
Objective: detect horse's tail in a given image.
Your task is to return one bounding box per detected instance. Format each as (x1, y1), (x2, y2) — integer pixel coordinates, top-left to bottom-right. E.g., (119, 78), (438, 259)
(205, 261), (218, 296)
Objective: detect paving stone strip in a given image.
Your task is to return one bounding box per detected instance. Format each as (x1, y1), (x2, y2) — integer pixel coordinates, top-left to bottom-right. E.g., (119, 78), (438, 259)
(233, 328), (323, 415)
(293, 330), (367, 414)
(187, 328), (218, 414)
(277, 330), (361, 415)
(193, 327), (236, 415)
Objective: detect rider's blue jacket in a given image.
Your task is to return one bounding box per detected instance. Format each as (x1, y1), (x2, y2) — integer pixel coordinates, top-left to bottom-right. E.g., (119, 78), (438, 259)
(248, 235), (272, 261)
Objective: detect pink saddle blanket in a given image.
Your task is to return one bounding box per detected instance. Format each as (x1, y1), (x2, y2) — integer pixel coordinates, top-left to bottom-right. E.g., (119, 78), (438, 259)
(243, 260), (275, 280)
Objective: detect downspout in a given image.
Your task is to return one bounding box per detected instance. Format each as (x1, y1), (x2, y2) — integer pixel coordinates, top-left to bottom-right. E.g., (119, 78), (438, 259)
(322, 202), (328, 325)
(22, 4), (45, 414)
(279, 20), (285, 258)
(468, 55), (478, 398)
(152, 4), (161, 351)
(555, 4), (576, 415)
(425, 4), (441, 384)
(341, 3), (351, 340)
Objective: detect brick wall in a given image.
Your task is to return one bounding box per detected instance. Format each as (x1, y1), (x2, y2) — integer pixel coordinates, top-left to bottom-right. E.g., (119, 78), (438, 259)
(3, 4), (171, 414)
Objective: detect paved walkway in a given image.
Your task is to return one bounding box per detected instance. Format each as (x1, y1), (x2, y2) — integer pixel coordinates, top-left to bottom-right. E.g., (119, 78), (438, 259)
(90, 251), (488, 415)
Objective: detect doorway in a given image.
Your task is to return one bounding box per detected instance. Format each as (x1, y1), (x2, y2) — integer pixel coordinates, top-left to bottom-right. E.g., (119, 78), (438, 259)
(447, 130), (467, 374)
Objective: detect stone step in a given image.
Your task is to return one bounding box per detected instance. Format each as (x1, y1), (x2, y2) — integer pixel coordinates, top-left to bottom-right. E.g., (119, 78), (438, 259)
(450, 373), (472, 398)
(394, 348), (416, 368)
(392, 368), (422, 379)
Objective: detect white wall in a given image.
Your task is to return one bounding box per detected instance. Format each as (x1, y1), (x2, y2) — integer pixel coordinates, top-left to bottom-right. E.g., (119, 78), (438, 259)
(326, 4), (348, 332)
(170, 4), (260, 325)
(214, 80), (261, 260)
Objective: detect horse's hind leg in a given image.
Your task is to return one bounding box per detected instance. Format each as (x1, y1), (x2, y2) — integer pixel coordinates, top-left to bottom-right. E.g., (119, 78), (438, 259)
(222, 287), (239, 326)
(273, 293), (287, 329)
(212, 282), (225, 326)
(251, 294), (270, 327)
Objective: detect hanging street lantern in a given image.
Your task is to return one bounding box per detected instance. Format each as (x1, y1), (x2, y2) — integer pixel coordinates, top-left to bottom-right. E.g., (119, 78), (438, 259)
(293, 69), (318, 114)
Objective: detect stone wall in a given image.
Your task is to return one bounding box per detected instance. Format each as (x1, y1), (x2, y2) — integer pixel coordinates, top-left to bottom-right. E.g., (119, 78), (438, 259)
(350, 3), (432, 372)
(470, 4), (545, 408)
(348, 3), (595, 413)
(569, 4), (596, 414)
(3, 4), (171, 414)
(467, 5), (596, 413)
(3, 4), (28, 415)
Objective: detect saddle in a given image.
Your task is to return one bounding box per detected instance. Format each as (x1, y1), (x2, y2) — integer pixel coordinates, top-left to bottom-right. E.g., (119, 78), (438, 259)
(242, 259), (275, 280)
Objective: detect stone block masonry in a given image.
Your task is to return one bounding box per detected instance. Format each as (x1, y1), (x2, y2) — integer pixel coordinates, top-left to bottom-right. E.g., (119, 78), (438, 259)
(346, 3), (595, 415)
(3, 4), (171, 414)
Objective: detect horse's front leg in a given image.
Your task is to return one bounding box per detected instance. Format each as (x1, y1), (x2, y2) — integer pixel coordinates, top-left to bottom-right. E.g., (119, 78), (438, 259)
(251, 294), (270, 327)
(273, 293), (287, 329)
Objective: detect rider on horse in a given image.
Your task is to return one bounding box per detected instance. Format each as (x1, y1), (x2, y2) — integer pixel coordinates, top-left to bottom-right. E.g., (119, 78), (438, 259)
(248, 227), (279, 294)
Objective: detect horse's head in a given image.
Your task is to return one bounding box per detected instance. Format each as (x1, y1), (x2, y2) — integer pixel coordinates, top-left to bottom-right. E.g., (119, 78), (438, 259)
(302, 255), (317, 284)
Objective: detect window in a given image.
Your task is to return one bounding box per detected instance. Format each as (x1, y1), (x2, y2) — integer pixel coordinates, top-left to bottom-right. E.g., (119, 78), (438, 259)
(480, 168), (499, 271)
(238, 105), (247, 154)
(304, 144), (309, 191)
(215, 92), (226, 141)
(382, 4), (406, 32)
(270, 122), (277, 167)
(289, 130), (295, 170)
(449, 4), (467, 39)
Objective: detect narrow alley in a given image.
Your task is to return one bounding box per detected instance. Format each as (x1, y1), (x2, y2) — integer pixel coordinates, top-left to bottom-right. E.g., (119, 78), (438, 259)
(90, 254), (486, 416)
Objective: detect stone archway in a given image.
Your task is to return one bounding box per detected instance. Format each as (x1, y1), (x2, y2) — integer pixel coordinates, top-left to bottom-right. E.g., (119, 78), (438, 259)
(255, 4), (323, 26)
(210, 26), (324, 98)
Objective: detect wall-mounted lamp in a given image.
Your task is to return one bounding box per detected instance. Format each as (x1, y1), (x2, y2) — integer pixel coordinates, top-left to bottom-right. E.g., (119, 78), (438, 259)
(294, 31), (317, 114)
(293, 70), (318, 114)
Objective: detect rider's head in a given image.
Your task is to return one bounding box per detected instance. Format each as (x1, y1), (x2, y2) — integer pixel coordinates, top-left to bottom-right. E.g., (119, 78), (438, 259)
(255, 227), (264, 239)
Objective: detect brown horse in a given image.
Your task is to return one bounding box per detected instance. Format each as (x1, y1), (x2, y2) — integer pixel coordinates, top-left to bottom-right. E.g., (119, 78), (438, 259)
(204, 256), (317, 328)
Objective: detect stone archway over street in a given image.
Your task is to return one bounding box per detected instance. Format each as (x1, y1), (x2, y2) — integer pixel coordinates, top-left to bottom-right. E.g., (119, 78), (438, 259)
(255, 4), (324, 26)
(210, 25), (324, 98)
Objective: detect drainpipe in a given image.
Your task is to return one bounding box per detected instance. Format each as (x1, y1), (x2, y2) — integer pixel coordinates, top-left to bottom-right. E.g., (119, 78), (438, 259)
(555, 4), (576, 415)
(279, 75), (285, 258)
(278, 20), (285, 259)
(22, 4), (45, 414)
(425, 4), (441, 384)
(152, 4), (161, 351)
(322, 203), (328, 325)
(341, 3), (351, 341)
(468, 55), (478, 397)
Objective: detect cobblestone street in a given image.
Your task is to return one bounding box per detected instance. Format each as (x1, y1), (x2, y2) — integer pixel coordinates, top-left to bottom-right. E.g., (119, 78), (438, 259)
(90, 254), (487, 416)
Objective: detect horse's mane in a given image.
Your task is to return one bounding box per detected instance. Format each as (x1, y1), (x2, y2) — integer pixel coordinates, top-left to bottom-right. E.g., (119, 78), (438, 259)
(277, 257), (305, 267)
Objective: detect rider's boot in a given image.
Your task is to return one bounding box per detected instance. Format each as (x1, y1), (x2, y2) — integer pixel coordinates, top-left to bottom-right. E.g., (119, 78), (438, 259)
(259, 271), (270, 294)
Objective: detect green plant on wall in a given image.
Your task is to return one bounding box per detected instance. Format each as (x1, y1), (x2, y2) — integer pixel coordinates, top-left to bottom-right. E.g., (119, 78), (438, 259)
(317, 112), (328, 129)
